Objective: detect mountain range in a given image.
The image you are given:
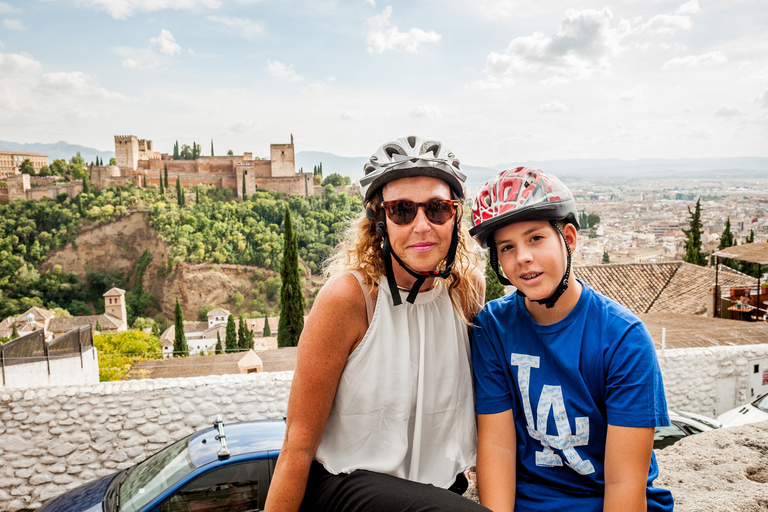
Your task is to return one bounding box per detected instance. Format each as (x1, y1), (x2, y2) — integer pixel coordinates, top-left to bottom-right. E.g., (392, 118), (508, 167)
(3, 141), (767, 187)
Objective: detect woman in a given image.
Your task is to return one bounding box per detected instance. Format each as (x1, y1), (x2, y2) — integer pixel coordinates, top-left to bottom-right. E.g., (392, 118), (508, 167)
(265, 136), (488, 512)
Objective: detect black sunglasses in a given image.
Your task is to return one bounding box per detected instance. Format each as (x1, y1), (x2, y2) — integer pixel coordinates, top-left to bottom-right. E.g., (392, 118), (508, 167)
(379, 199), (460, 226)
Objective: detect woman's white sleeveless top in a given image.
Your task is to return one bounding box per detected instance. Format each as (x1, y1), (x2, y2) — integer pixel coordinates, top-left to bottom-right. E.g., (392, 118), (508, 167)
(314, 276), (477, 488)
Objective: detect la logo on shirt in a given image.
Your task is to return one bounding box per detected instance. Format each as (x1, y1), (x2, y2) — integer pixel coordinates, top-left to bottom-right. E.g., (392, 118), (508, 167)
(511, 353), (595, 475)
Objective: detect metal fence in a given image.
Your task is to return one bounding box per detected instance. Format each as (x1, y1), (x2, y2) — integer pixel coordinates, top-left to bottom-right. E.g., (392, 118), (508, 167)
(1, 326), (94, 386)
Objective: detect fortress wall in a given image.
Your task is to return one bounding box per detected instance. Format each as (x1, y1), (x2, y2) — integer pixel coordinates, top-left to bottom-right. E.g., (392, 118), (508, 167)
(0, 372), (292, 512)
(269, 144), (295, 177)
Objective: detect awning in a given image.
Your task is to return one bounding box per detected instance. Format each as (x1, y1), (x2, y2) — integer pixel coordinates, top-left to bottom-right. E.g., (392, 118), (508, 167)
(712, 242), (768, 265)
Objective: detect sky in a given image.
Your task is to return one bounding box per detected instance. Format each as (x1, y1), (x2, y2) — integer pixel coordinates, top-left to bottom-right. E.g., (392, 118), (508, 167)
(0, 0), (767, 167)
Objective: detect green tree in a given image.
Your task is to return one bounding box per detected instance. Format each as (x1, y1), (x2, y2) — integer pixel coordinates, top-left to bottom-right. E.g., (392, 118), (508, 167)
(96, 319), (102, 332)
(159, 170), (164, 194)
(143, 175), (147, 188)
(173, 140), (179, 160)
(718, 217), (736, 268)
(176, 176), (185, 207)
(19, 159), (35, 175)
(109, 157), (117, 166)
(173, 297), (189, 357)
(602, 251), (610, 264)
(263, 312), (271, 337)
(211, 139), (215, 157)
(195, 186), (199, 204)
(10, 324), (18, 340)
(238, 316), (247, 350)
(682, 198), (707, 266)
(215, 331), (223, 354)
(82, 173), (90, 195)
(587, 213), (600, 228)
(164, 164), (169, 189)
(242, 173), (247, 199)
(50, 159), (67, 175)
(741, 229), (758, 277)
(484, 251), (506, 303)
(322, 173), (345, 187)
(278, 206), (305, 347)
(225, 314), (237, 352)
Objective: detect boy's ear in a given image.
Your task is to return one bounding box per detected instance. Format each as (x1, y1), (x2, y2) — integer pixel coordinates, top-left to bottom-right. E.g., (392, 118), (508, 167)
(563, 223), (578, 252)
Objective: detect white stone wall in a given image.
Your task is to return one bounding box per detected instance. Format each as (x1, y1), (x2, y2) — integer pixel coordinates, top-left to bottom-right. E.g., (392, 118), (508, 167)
(658, 344), (768, 417)
(0, 372), (292, 512)
(1, 348), (99, 390)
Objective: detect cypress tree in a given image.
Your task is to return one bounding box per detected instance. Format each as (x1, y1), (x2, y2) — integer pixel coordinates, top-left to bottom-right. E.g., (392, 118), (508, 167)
(225, 314), (237, 352)
(176, 176), (184, 206)
(173, 141), (179, 160)
(682, 198), (707, 266)
(484, 250), (506, 303)
(82, 173), (90, 194)
(164, 164), (169, 189)
(602, 251), (610, 264)
(11, 324), (19, 340)
(143, 175), (147, 188)
(77, 195), (85, 216)
(278, 206), (305, 347)
(95, 319), (102, 332)
(242, 173), (247, 199)
(215, 331), (223, 354)
(238, 316), (246, 350)
(246, 322), (254, 349)
(195, 186), (199, 204)
(718, 217), (736, 268)
(159, 170), (164, 194)
(211, 139), (214, 157)
(263, 312), (271, 337)
(173, 298), (189, 357)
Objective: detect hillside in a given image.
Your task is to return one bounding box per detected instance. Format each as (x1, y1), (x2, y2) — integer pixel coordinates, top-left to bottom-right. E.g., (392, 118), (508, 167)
(40, 211), (315, 320)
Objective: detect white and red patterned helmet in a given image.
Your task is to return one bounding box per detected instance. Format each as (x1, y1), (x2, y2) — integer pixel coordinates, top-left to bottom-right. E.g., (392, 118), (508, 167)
(470, 167), (579, 248)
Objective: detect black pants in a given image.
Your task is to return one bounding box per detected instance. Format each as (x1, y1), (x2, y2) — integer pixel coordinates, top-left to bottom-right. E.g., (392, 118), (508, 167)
(300, 461), (490, 512)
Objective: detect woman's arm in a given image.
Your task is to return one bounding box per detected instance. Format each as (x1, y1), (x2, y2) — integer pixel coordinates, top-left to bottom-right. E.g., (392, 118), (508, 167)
(603, 425), (654, 512)
(264, 272), (370, 512)
(476, 410), (516, 512)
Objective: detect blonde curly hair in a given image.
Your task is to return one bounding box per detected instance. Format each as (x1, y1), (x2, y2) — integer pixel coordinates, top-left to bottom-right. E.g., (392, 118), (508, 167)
(324, 200), (483, 324)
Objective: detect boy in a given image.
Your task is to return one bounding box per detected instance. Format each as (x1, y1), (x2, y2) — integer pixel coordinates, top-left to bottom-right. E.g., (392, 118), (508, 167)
(468, 167), (673, 512)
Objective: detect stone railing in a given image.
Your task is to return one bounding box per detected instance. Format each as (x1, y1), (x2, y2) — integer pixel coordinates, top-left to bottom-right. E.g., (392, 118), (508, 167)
(0, 372), (292, 512)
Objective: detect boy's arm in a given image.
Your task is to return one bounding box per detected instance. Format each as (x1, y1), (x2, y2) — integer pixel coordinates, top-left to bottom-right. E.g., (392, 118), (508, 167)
(603, 425), (654, 512)
(476, 410), (516, 512)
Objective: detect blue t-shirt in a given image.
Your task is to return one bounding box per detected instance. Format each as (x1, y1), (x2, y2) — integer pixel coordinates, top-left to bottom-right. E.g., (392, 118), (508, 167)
(472, 281), (673, 511)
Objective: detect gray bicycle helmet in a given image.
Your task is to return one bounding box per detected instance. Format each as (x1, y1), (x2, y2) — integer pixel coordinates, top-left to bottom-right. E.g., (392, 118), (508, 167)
(360, 135), (466, 203)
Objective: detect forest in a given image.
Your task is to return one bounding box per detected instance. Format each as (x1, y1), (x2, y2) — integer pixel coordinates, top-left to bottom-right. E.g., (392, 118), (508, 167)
(0, 177), (362, 328)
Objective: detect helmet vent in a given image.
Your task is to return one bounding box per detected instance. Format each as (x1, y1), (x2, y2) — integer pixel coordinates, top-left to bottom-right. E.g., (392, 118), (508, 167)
(384, 144), (406, 158)
(420, 142), (440, 158)
(406, 136), (417, 148)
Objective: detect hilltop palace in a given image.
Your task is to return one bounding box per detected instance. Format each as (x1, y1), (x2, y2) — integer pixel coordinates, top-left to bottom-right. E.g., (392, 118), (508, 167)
(0, 135), (317, 203)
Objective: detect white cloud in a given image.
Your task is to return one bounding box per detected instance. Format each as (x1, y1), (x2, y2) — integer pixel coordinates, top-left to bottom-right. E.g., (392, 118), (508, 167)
(113, 46), (162, 70)
(224, 118), (260, 133)
(265, 60), (303, 81)
(476, 8), (628, 87)
(662, 50), (727, 70)
(677, 0), (700, 15)
(758, 88), (768, 108)
(714, 105), (743, 117)
(0, 51), (42, 76)
(72, 0), (221, 20)
(207, 15), (263, 39)
(340, 111), (362, 121)
(537, 100), (568, 113)
(304, 82), (327, 94)
(150, 29), (182, 56)
(636, 13), (692, 35)
(3, 18), (25, 30)
(618, 84), (648, 101)
(0, 2), (20, 13)
(365, 6), (441, 54)
(409, 105), (440, 118)
(365, 0), (375, 6)
(37, 71), (127, 100)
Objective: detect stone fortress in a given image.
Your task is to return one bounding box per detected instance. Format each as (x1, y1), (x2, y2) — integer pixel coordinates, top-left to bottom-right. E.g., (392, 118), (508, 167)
(106, 134), (314, 198)
(0, 135), (318, 203)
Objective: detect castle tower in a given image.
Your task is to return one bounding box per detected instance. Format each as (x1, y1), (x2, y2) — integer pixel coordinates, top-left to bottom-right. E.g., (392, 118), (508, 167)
(103, 287), (128, 331)
(269, 136), (295, 178)
(114, 135), (139, 172)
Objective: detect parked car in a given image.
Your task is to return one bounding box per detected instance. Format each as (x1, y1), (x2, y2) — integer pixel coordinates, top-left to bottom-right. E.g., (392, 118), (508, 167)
(653, 409), (722, 450)
(38, 417), (284, 512)
(717, 392), (768, 427)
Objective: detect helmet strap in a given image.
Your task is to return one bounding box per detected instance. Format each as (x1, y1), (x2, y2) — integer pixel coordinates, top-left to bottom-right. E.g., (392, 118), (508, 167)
(367, 203), (459, 306)
(515, 220), (572, 309)
(488, 243), (511, 286)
